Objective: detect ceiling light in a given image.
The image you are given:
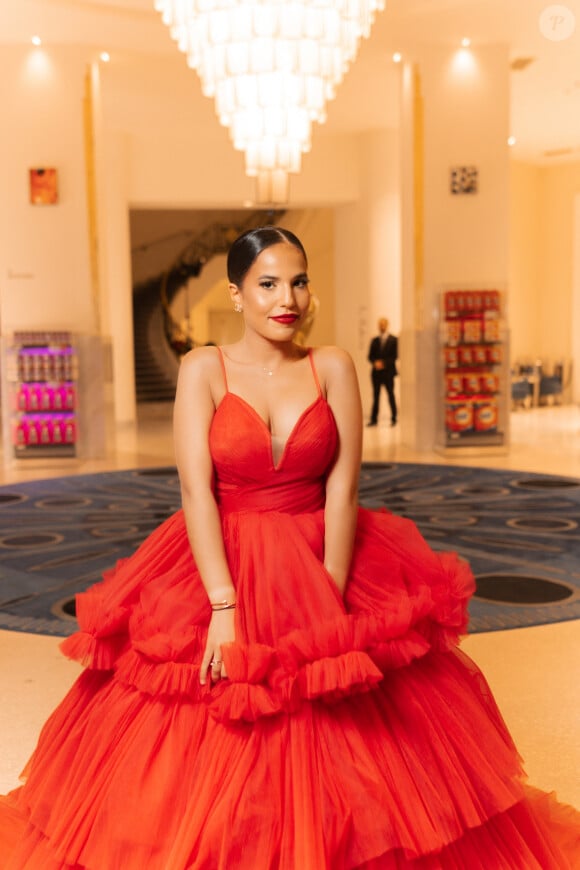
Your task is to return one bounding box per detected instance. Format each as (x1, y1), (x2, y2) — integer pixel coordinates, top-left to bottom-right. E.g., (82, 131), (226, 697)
(392, 52), (402, 63)
(155, 0), (385, 203)
(461, 37), (471, 48)
(31, 36), (42, 46)
(100, 52), (110, 63)
(507, 136), (517, 147)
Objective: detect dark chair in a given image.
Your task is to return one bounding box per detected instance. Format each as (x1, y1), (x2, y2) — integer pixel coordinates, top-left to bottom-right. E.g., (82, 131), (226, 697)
(511, 378), (533, 409)
(539, 375), (563, 404)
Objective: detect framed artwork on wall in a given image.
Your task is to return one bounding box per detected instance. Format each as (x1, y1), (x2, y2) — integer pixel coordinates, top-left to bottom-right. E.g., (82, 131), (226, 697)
(29, 168), (59, 205)
(450, 165), (478, 195)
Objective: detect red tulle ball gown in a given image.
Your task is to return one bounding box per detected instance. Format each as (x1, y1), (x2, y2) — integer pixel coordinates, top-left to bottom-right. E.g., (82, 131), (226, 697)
(1, 352), (579, 868)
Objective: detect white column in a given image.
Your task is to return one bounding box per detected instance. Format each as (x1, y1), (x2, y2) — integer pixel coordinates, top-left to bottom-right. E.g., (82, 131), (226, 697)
(572, 194), (580, 403)
(90, 61), (136, 425)
(400, 45), (510, 451)
(334, 127), (402, 418)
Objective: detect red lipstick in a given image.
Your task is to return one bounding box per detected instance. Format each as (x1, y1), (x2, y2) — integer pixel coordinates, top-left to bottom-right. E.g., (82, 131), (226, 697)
(271, 315), (298, 324)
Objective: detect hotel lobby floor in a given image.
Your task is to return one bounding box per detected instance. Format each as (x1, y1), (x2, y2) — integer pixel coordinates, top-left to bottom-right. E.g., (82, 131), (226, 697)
(0, 404), (579, 809)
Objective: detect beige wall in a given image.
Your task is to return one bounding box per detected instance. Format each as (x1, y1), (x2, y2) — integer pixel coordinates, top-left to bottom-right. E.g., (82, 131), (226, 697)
(509, 161), (542, 364)
(538, 162), (580, 370)
(509, 159), (580, 384)
(0, 46), (95, 335)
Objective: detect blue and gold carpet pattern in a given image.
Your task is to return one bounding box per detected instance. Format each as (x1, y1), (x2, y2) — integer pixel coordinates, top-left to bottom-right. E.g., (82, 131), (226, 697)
(0, 463), (579, 637)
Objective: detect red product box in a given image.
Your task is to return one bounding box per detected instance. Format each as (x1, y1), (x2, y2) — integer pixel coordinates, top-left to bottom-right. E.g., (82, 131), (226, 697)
(472, 345), (488, 365)
(446, 399), (473, 432)
(462, 319), (483, 343)
(473, 398), (498, 431)
(472, 291), (484, 314)
(464, 291), (479, 314)
(483, 318), (500, 343)
(458, 345), (474, 366)
(446, 373), (464, 396)
(480, 373), (500, 393)
(444, 347), (460, 368)
(463, 374), (482, 394)
(487, 345), (503, 364)
(444, 320), (462, 346)
(483, 290), (500, 312)
(444, 291), (458, 316)
(455, 291), (466, 314)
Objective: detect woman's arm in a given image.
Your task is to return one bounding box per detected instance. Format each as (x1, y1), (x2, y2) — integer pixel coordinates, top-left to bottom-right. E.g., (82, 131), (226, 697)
(320, 347), (363, 595)
(173, 348), (235, 684)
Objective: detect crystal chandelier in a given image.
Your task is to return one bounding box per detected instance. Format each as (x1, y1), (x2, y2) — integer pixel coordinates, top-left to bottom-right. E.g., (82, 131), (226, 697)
(154, 1), (385, 203)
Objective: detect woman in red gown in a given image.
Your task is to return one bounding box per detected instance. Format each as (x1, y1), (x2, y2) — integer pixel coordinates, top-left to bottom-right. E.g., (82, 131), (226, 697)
(1, 226), (578, 868)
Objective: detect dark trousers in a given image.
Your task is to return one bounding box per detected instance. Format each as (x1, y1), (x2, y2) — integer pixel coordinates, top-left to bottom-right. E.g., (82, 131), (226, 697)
(370, 371), (397, 423)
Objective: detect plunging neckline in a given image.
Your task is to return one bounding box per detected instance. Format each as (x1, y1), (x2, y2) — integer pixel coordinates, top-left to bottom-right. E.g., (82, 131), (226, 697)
(216, 346), (324, 471)
(220, 392), (325, 471)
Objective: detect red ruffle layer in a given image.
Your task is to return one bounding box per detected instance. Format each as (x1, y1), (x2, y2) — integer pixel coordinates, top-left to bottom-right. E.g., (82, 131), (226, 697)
(1, 507), (578, 868)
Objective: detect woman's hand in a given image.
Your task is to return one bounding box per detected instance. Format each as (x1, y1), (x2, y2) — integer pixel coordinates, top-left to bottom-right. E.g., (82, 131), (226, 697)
(200, 609), (236, 685)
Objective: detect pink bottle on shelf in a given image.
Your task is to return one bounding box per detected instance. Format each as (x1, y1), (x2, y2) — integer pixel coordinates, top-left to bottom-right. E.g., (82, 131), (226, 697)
(53, 386), (66, 411)
(27, 419), (40, 446)
(63, 417), (76, 445)
(28, 386), (42, 412)
(65, 385), (76, 411)
(52, 418), (63, 444)
(39, 418), (52, 445)
(13, 420), (28, 448)
(41, 386), (54, 411)
(17, 385), (30, 412)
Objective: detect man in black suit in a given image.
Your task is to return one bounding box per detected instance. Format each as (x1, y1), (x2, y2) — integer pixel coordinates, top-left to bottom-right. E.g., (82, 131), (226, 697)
(367, 317), (398, 426)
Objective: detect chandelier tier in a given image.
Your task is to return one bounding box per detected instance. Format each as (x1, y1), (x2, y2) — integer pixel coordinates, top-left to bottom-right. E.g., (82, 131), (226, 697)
(155, 0), (385, 202)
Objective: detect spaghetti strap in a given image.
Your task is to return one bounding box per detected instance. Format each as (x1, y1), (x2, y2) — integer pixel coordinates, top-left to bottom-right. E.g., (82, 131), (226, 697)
(308, 349), (322, 397)
(216, 346), (229, 392)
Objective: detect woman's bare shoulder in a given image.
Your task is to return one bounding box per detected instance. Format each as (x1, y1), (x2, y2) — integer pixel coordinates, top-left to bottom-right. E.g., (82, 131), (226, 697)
(178, 345), (222, 379)
(311, 345), (355, 375)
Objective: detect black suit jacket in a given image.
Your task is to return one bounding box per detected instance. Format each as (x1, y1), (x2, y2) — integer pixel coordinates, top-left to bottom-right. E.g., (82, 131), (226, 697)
(368, 334), (398, 378)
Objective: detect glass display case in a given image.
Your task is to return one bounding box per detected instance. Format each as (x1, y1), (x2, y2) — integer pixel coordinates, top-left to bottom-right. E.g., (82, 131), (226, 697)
(438, 288), (509, 451)
(2, 330), (79, 459)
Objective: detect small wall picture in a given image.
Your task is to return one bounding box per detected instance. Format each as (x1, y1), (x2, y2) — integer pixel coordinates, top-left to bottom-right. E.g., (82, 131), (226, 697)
(29, 168), (59, 205)
(450, 165), (478, 195)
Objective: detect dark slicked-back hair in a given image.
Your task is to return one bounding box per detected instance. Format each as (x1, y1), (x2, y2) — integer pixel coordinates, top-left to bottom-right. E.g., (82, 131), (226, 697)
(227, 226), (308, 286)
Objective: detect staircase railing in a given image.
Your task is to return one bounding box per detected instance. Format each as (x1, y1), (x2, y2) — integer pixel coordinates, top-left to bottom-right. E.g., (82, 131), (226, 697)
(159, 211), (285, 356)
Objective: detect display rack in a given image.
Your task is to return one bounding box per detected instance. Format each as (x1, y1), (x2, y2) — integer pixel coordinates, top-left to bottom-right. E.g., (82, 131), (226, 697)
(2, 330), (79, 459)
(438, 288), (509, 451)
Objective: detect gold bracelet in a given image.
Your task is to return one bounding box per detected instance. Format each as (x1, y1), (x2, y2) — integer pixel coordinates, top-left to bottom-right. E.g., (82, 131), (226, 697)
(210, 600), (236, 611)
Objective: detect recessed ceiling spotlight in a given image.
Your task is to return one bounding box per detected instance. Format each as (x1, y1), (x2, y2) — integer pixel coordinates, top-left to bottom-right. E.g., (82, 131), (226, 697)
(392, 52), (402, 63)
(31, 35), (42, 46)
(100, 51), (110, 63)
(461, 37), (471, 48)
(507, 136), (517, 147)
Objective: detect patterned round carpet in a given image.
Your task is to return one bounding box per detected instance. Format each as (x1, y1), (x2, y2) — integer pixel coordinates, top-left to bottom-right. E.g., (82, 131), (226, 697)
(0, 463), (579, 636)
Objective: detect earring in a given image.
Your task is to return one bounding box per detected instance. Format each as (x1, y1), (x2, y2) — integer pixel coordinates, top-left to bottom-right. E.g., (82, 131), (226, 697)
(234, 303), (242, 313)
